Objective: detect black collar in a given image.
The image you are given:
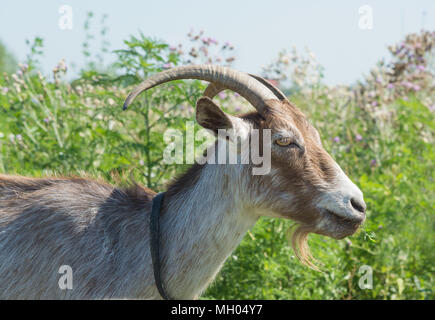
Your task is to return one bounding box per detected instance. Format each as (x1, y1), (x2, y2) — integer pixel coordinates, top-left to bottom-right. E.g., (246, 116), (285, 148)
(150, 192), (173, 300)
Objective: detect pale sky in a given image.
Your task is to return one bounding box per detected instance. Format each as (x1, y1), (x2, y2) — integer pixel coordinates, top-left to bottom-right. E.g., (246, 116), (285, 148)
(1, 0), (434, 85)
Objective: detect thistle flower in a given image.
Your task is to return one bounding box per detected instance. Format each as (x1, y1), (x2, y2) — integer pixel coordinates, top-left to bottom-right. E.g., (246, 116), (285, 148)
(403, 81), (413, 89)
(208, 37), (218, 45)
(218, 91), (227, 99)
(355, 134), (363, 141)
(18, 63), (29, 72)
(199, 46), (208, 56)
(57, 59), (67, 73)
(333, 136), (340, 143)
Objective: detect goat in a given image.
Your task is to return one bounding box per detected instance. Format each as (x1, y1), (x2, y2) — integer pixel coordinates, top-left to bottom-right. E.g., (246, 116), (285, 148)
(0, 65), (366, 299)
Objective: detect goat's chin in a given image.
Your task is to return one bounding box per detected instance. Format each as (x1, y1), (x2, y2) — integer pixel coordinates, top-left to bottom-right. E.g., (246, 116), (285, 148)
(313, 211), (363, 240)
(314, 222), (361, 240)
(289, 221), (361, 271)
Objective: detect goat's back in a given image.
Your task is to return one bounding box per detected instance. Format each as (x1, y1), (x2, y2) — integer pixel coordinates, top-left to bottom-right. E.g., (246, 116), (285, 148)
(0, 174), (155, 299)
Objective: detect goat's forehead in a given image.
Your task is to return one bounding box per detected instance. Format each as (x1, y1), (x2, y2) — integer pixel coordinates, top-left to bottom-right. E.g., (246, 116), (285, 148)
(265, 109), (314, 136)
(239, 103), (318, 139)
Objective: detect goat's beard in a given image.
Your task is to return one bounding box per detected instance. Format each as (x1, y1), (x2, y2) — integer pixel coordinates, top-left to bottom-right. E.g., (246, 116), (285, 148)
(290, 225), (321, 271)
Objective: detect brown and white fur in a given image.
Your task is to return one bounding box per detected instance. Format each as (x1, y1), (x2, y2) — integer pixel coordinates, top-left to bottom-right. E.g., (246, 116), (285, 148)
(0, 97), (365, 299)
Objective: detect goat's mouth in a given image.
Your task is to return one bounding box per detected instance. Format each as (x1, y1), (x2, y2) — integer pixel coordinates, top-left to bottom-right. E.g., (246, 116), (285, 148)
(318, 209), (364, 239)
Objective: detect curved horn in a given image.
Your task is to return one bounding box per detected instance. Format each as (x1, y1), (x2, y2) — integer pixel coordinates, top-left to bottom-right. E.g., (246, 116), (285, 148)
(204, 74), (288, 102)
(123, 65), (276, 113)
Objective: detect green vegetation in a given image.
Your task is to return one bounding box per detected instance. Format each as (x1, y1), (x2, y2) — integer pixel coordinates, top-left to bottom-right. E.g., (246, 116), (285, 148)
(0, 18), (433, 299)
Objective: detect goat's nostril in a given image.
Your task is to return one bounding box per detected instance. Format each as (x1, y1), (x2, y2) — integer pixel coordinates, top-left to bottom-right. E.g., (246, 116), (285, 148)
(351, 198), (366, 214)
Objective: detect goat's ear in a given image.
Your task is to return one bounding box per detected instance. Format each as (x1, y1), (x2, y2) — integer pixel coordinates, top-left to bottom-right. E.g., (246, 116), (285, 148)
(196, 97), (247, 136)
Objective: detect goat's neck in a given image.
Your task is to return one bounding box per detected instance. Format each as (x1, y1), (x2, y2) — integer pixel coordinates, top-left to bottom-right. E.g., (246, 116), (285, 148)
(159, 164), (258, 299)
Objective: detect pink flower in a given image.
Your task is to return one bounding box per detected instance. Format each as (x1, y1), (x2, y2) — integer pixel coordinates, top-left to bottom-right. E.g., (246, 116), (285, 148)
(19, 63), (29, 72)
(371, 101), (378, 107)
(208, 37), (218, 45)
(386, 83), (394, 89)
(333, 136), (340, 143)
(355, 134), (363, 141)
(267, 79), (279, 87)
(199, 46), (208, 55)
(402, 81), (413, 89)
(218, 91), (227, 99)
(370, 159), (377, 167)
(2, 87), (8, 93)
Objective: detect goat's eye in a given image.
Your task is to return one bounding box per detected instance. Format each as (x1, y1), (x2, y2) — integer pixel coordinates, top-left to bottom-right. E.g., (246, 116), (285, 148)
(275, 137), (298, 148)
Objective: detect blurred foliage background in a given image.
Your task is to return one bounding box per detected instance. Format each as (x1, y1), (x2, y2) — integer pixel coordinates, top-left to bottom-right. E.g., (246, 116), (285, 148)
(0, 13), (433, 299)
